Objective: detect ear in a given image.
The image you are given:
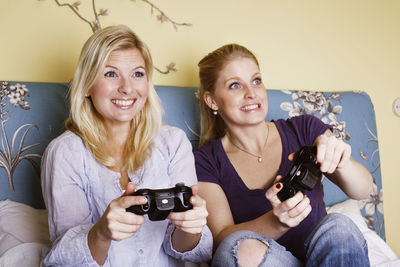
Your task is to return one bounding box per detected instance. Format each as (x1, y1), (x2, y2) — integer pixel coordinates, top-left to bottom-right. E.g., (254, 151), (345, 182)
(203, 91), (218, 111)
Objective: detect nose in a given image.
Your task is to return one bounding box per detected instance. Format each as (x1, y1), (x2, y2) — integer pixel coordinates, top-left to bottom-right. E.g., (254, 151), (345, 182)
(118, 76), (133, 95)
(244, 84), (256, 98)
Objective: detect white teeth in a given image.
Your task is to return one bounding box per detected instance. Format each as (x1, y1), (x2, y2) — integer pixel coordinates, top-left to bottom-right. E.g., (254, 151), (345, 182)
(112, 99), (134, 106)
(241, 104), (259, 111)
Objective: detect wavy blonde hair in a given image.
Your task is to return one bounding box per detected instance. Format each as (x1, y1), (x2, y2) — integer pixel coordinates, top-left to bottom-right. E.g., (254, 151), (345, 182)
(197, 43), (259, 147)
(66, 25), (163, 173)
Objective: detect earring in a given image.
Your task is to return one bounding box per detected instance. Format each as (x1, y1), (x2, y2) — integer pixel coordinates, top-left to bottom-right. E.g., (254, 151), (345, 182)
(213, 110), (218, 115)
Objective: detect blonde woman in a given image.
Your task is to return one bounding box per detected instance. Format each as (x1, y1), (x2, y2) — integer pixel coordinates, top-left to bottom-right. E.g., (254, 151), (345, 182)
(41, 25), (212, 266)
(195, 44), (372, 266)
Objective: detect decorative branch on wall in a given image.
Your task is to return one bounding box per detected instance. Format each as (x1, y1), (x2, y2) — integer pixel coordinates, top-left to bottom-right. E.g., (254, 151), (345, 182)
(138, 0), (192, 31)
(51, 0), (105, 32)
(39, 0), (192, 74)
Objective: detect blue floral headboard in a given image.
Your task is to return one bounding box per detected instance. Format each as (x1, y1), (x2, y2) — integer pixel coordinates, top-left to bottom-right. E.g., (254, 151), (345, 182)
(0, 82), (68, 208)
(0, 82), (384, 239)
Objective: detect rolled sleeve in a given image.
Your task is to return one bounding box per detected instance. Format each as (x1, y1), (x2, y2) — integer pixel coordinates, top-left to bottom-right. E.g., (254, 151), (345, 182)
(163, 222), (213, 263)
(43, 224), (104, 267)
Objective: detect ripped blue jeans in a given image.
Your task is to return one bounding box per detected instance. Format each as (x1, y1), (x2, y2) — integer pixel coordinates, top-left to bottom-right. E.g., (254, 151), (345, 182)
(211, 213), (369, 267)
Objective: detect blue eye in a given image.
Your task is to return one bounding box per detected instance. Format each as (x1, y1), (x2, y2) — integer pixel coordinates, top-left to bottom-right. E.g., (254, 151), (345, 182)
(253, 78), (262, 85)
(133, 71), (145, 78)
(105, 71), (117, 78)
(229, 82), (240, 89)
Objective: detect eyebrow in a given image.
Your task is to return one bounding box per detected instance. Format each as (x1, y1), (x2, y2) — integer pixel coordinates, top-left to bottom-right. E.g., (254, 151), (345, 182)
(104, 65), (117, 69)
(104, 65), (146, 71)
(224, 72), (261, 84)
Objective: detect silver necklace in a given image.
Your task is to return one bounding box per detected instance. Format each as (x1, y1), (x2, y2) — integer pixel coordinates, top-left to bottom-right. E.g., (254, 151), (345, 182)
(227, 124), (270, 163)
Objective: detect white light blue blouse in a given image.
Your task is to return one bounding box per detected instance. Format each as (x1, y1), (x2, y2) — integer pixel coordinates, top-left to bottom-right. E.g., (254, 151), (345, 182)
(41, 126), (212, 266)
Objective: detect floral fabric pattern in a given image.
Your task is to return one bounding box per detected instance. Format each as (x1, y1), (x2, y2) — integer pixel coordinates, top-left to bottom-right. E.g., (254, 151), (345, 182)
(280, 90), (351, 140)
(0, 82), (43, 190)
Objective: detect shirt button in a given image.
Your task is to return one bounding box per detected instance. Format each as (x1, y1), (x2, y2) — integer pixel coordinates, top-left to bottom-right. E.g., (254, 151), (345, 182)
(138, 249), (144, 254)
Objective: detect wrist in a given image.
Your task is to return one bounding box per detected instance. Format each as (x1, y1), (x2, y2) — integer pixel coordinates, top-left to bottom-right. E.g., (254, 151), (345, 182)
(269, 211), (290, 234)
(88, 223), (111, 265)
(89, 223), (110, 244)
(173, 226), (202, 239)
(171, 227), (202, 252)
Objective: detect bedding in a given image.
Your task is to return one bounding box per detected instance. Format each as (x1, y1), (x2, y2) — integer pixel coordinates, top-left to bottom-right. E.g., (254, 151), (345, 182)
(0, 199), (397, 266)
(0, 200), (49, 266)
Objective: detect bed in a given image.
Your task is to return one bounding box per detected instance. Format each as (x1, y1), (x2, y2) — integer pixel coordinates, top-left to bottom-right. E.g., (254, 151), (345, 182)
(0, 81), (398, 266)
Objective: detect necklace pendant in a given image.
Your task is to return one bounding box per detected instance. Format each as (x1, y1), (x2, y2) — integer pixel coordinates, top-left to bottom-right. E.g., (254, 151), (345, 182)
(258, 157), (262, 163)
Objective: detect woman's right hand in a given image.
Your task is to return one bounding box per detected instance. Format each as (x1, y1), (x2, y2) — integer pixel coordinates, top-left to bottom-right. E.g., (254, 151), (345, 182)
(88, 183), (147, 264)
(265, 177), (312, 229)
(95, 183), (147, 241)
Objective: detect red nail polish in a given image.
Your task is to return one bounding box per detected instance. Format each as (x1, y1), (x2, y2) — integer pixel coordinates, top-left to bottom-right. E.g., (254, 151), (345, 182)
(276, 183), (282, 189)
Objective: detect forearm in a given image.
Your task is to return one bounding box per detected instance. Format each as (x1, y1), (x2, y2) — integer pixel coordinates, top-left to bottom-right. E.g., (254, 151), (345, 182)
(88, 223), (112, 265)
(171, 227), (202, 252)
(327, 157), (373, 200)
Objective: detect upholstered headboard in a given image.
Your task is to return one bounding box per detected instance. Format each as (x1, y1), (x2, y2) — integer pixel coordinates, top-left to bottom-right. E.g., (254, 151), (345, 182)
(0, 81), (384, 239)
(0, 82), (68, 208)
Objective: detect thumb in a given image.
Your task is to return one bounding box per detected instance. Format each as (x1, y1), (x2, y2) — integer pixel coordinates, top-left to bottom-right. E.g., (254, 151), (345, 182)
(190, 184), (198, 196)
(190, 184), (205, 207)
(124, 182), (135, 196)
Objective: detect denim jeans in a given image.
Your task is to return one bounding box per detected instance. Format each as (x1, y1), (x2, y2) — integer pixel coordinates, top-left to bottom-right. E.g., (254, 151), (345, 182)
(211, 213), (369, 267)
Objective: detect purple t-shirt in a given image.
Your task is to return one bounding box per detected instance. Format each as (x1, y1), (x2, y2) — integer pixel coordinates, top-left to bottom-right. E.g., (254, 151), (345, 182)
(194, 114), (332, 260)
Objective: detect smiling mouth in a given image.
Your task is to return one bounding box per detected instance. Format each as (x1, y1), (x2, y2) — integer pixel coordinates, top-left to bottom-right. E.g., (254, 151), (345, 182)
(241, 104), (260, 111)
(111, 99), (135, 107)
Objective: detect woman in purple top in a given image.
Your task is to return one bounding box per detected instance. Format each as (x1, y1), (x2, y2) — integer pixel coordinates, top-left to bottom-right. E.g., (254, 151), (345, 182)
(41, 25), (212, 266)
(194, 43), (373, 266)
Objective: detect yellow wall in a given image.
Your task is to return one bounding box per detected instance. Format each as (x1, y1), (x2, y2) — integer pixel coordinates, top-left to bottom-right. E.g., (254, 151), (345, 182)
(1, 0), (399, 256)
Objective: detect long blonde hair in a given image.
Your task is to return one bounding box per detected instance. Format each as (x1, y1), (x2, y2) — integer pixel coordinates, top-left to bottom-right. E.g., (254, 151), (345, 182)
(197, 44), (259, 147)
(66, 25), (163, 173)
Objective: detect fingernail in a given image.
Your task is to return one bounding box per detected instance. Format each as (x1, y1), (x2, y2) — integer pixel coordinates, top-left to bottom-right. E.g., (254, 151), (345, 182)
(276, 183), (282, 189)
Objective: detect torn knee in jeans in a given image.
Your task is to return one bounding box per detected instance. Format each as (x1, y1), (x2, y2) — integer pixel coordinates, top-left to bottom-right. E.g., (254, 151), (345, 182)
(234, 238), (270, 266)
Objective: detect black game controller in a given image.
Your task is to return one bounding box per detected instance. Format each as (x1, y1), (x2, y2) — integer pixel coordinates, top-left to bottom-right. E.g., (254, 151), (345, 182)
(277, 146), (322, 202)
(126, 183), (193, 221)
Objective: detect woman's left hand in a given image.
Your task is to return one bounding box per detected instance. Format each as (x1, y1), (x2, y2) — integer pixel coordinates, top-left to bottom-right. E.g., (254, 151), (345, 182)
(168, 185), (208, 234)
(313, 133), (351, 174)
